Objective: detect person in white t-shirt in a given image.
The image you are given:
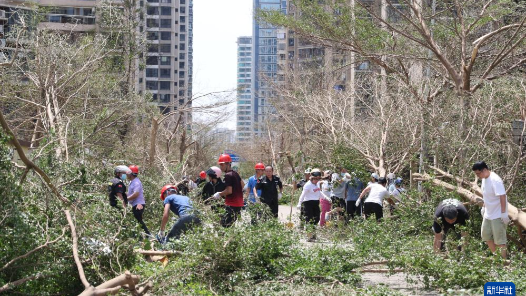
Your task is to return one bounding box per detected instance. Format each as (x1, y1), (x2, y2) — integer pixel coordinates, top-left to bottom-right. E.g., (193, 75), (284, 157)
(297, 168), (330, 241)
(356, 177), (389, 221)
(472, 161), (509, 259)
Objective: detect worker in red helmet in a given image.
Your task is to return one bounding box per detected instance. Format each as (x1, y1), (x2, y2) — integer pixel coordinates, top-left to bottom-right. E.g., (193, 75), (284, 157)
(212, 154), (245, 227)
(157, 185), (201, 243)
(195, 171), (207, 187)
(126, 165), (151, 235)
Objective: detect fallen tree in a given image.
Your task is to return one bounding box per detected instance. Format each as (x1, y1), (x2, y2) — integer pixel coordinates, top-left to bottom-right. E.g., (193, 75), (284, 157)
(413, 168), (526, 233)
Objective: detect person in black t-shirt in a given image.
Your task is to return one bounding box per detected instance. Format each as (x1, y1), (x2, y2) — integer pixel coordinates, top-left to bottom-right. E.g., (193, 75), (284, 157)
(432, 198), (470, 252)
(256, 166), (283, 218)
(108, 165), (129, 213)
(202, 166), (226, 206)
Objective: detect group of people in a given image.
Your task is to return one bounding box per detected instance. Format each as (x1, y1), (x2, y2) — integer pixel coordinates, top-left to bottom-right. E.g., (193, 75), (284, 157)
(109, 156), (511, 258)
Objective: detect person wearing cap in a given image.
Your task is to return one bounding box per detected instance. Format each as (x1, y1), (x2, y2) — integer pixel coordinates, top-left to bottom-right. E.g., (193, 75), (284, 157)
(195, 171), (207, 187)
(126, 165), (151, 235)
(213, 154), (245, 227)
(432, 198), (469, 252)
(296, 168), (311, 190)
(472, 161), (509, 258)
(296, 168), (327, 241)
(345, 172), (364, 220)
(356, 177), (389, 221)
(387, 177), (405, 215)
(158, 185), (201, 243)
(108, 165), (130, 213)
(319, 170), (333, 226)
(255, 165), (283, 219)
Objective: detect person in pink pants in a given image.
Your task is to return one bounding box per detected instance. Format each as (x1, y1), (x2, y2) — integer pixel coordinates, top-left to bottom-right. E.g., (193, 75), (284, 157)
(319, 170), (333, 226)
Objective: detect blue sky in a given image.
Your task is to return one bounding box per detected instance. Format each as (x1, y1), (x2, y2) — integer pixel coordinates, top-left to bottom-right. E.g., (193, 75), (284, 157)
(193, 0), (253, 129)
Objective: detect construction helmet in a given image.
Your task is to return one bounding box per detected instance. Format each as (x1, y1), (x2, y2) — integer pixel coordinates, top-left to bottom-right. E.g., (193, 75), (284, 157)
(395, 177), (403, 185)
(310, 168), (322, 177)
(199, 171), (206, 179)
(128, 165), (139, 175)
(160, 184), (177, 200)
(114, 165), (131, 174)
(218, 154), (232, 164)
(207, 166), (222, 179)
(255, 163), (265, 170)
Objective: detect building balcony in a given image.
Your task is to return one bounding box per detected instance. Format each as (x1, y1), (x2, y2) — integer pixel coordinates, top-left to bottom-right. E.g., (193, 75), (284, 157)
(39, 21), (95, 32)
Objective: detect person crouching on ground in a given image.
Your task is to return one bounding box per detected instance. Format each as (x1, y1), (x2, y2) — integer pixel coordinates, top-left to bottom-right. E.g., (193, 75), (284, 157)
(432, 198), (469, 252)
(157, 185), (201, 243)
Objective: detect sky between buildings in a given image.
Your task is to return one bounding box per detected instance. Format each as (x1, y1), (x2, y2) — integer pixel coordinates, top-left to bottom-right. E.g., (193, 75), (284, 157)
(193, 0), (253, 130)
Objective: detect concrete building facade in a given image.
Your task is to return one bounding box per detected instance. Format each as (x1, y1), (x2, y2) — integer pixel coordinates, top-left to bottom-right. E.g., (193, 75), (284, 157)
(236, 36), (252, 142)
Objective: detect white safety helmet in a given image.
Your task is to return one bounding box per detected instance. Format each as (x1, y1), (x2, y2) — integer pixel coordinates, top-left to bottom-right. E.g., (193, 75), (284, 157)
(114, 165), (131, 174)
(209, 166), (222, 179)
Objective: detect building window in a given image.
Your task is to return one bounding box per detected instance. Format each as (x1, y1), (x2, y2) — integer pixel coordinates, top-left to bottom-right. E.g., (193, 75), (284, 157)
(179, 90), (184, 96)
(180, 0), (185, 4)
(146, 68), (158, 77)
(179, 62), (185, 69)
(147, 32), (159, 41)
(180, 25), (186, 32)
(160, 31), (171, 40)
(146, 56), (158, 65)
(180, 7), (185, 13)
(160, 56), (170, 65)
(160, 44), (171, 53)
(179, 53), (185, 60)
(148, 44), (159, 53)
(160, 94), (170, 103)
(179, 43), (185, 50)
(160, 68), (171, 78)
(159, 81), (171, 90)
(146, 81), (158, 90)
(160, 19), (171, 28)
(146, 19), (159, 27)
(180, 16), (185, 23)
(179, 34), (185, 41)
(179, 71), (185, 78)
(159, 106), (170, 114)
(179, 80), (185, 87)
(147, 7), (158, 15)
(160, 6), (171, 15)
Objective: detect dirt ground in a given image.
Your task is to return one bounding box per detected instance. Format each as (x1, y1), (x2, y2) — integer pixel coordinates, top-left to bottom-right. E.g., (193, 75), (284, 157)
(277, 205), (442, 296)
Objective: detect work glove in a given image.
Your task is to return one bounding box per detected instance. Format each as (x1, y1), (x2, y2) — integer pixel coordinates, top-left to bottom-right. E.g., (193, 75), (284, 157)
(480, 207), (485, 217)
(501, 212), (510, 225)
(278, 193), (283, 200)
(156, 231), (166, 244)
(213, 192), (221, 199)
(355, 199), (361, 207)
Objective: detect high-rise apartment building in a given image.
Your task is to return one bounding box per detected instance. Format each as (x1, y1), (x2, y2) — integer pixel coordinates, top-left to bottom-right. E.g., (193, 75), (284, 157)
(236, 36), (253, 142)
(138, 0), (193, 125)
(251, 0), (283, 138)
(0, 0), (193, 125)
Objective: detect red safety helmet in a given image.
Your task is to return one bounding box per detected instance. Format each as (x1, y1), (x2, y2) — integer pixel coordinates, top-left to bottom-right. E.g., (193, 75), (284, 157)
(199, 171), (206, 179)
(217, 153), (232, 164)
(160, 184), (177, 201)
(128, 165), (139, 175)
(255, 163), (265, 170)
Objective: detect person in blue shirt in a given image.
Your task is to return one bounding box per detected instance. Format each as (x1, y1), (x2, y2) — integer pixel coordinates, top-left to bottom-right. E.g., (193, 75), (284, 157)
(157, 185), (201, 243)
(245, 163), (265, 223)
(345, 173), (364, 220)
